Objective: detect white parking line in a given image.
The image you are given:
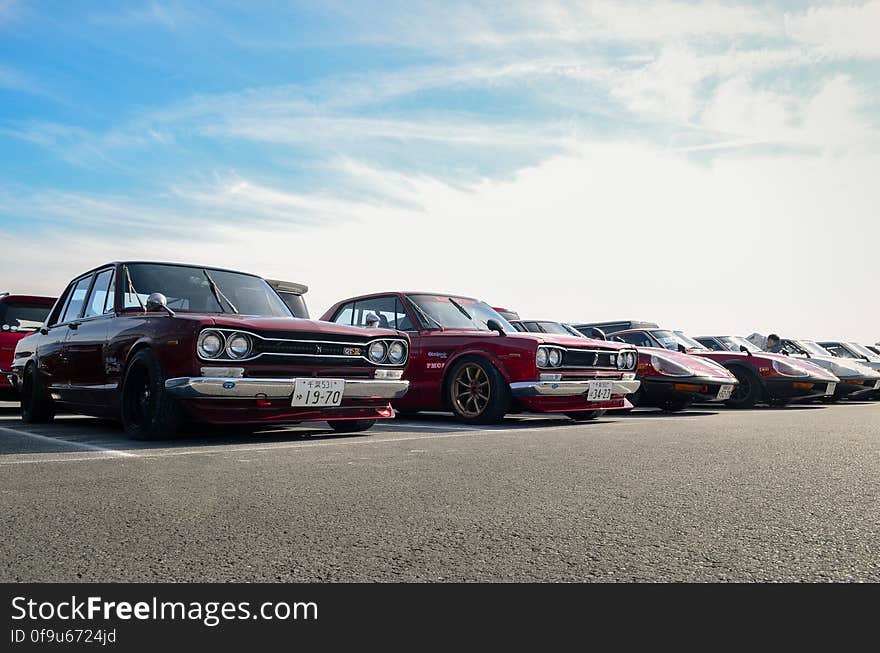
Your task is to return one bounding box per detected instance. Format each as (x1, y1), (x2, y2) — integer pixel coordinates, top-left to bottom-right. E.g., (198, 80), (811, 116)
(0, 426), (139, 459)
(0, 422), (575, 465)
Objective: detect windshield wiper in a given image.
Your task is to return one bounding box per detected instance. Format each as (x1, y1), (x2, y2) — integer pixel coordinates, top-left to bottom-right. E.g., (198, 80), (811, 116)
(448, 297), (473, 321)
(406, 297), (444, 331)
(123, 265), (146, 312)
(203, 270), (239, 314)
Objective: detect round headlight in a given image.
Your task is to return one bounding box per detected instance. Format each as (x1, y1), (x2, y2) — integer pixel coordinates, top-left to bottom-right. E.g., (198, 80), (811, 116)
(387, 341), (407, 364)
(226, 333), (251, 359)
(198, 330), (224, 358)
(626, 352), (636, 369)
(368, 341), (387, 363)
(548, 348), (562, 367)
(536, 347), (549, 368)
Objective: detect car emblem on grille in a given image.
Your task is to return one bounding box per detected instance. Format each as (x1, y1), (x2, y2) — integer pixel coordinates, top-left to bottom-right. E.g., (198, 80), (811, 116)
(343, 347), (361, 356)
(315, 345), (322, 354)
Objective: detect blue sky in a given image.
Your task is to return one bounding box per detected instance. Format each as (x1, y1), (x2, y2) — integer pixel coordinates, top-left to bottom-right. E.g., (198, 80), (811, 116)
(1, 1), (878, 341)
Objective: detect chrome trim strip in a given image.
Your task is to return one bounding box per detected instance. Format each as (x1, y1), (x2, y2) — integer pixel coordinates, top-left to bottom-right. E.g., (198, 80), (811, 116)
(196, 328), (408, 366)
(510, 379), (641, 397)
(164, 377), (410, 400)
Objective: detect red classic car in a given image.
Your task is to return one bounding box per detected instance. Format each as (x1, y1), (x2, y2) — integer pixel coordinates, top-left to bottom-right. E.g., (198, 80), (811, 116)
(576, 321), (839, 407)
(320, 292), (641, 423)
(0, 293), (56, 397)
(12, 262), (409, 439)
(512, 320), (739, 411)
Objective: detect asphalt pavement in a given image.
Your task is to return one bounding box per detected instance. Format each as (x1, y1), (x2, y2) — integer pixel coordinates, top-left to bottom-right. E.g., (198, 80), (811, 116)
(1, 400), (878, 582)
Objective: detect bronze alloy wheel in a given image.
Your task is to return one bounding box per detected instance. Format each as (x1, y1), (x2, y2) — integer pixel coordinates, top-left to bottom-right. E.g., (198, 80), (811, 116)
(452, 363), (491, 418)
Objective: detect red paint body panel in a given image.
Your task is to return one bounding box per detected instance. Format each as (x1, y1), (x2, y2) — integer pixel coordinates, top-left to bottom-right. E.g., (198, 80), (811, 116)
(322, 291), (637, 415)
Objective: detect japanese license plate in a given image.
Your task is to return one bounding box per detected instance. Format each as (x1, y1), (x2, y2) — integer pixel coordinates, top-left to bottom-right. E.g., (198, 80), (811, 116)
(824, 383), (836, 396)
(587, 380), (613, 401)
(717, 384), (734, 401)
(292, 378), (345, 407)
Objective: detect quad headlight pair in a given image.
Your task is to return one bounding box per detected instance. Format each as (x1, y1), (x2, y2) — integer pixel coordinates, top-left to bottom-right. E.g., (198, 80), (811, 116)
(537, 346), (564, 368)
(198, 329), (253, 360)
(616, 351), (638, 371)
(368, 340), (408, 365)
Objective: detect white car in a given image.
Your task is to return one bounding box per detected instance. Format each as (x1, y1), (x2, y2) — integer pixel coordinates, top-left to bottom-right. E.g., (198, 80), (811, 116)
(817, 341), (880, 373)
(746, 334), (880, 401)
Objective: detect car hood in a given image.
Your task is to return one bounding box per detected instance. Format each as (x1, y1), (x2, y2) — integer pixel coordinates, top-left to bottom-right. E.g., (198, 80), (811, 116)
(170, 314), (405, 340)
(640, 347), (735, 378)
(787, 354), (879, 378)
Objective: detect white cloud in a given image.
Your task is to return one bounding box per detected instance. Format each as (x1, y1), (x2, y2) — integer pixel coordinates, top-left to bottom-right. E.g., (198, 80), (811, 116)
(2, 142), (878, 341)
(785, 1), (880, 58)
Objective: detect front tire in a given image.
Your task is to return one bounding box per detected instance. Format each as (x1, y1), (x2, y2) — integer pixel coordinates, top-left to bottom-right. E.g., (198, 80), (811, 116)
(121, 349), (181, 440)
(725, 367), (762, 409)
(20, 364), (55, 423)
(328, 419), (376, 433)
(446, 357), (510, 424)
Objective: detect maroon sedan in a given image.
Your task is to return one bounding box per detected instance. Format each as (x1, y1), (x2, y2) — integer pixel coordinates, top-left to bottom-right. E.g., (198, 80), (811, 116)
(321, 292), (640, 423)
(0, 294), (56, 397)
(12, 262), (409, 439)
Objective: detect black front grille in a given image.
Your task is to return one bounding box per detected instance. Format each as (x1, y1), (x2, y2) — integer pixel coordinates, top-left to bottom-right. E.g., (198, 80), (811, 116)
(252, 340), (361, 358)
(561, 349), (620, 369)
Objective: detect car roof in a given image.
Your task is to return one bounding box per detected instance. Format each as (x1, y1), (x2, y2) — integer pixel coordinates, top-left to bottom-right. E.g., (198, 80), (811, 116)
(573, 320), (660, 334)
(336, 291), (480, 302)
(70, 261), (266, 280)
(0, 294), (57, 304)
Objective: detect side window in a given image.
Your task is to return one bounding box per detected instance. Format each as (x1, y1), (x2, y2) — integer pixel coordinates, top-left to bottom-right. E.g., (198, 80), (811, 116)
(697, 338), (722, 351)
(351, 296), (410, 330)
(524, 322), (543, 333)
(83, 269), (114, 318)
(332, 302), (355, 326)
(60, 276), (93, 323)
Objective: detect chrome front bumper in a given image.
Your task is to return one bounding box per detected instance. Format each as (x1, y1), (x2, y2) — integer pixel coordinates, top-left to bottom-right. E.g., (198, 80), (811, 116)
(509, 379), (641, 397)
(165, 377), (409, 400)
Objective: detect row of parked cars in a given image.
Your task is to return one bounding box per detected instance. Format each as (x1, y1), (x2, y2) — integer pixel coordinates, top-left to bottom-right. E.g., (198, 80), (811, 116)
(2, 261), (878, 440)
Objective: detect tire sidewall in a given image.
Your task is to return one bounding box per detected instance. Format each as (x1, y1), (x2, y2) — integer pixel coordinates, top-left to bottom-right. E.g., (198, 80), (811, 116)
(121, 348), (179, 440)
(446, 356), (510, 424)
(726, 366), (762, 408)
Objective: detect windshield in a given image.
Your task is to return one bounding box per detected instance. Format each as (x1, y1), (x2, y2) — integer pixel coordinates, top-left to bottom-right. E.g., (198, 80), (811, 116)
(650, 330), (707, 351)
(0, 301), (53, 332)
(847, 342), (880, 361)
(714, 336), (761, 353)
(407, 294), (515, 332)
(535, 321), (583, 337)
(124, 264), (292, 317)
(781, 340), (810, 356)
(799, 340), (833, 357)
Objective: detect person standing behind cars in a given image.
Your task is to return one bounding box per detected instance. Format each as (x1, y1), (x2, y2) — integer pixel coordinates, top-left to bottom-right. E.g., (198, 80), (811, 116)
(765, 334), (783, 353)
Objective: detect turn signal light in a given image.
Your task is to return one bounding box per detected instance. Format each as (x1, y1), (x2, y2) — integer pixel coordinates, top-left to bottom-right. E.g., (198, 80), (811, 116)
(792, 382), (814, 390)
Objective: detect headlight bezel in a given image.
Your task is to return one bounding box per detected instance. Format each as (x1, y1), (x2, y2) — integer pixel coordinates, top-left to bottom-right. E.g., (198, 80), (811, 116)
(536, 346), (564, 369)
(650, 353), (695, 377)
(225, 332), (252, 360)
(616, 350), (637, 370)
(368, 341), (388, 363)
(771, 358), (813, 378)
(197, 330), (225, 359)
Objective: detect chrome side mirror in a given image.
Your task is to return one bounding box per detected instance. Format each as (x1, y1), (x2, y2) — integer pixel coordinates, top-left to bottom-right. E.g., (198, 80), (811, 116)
(364, 312), (381, 328)
(146, 292), (175, 317)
